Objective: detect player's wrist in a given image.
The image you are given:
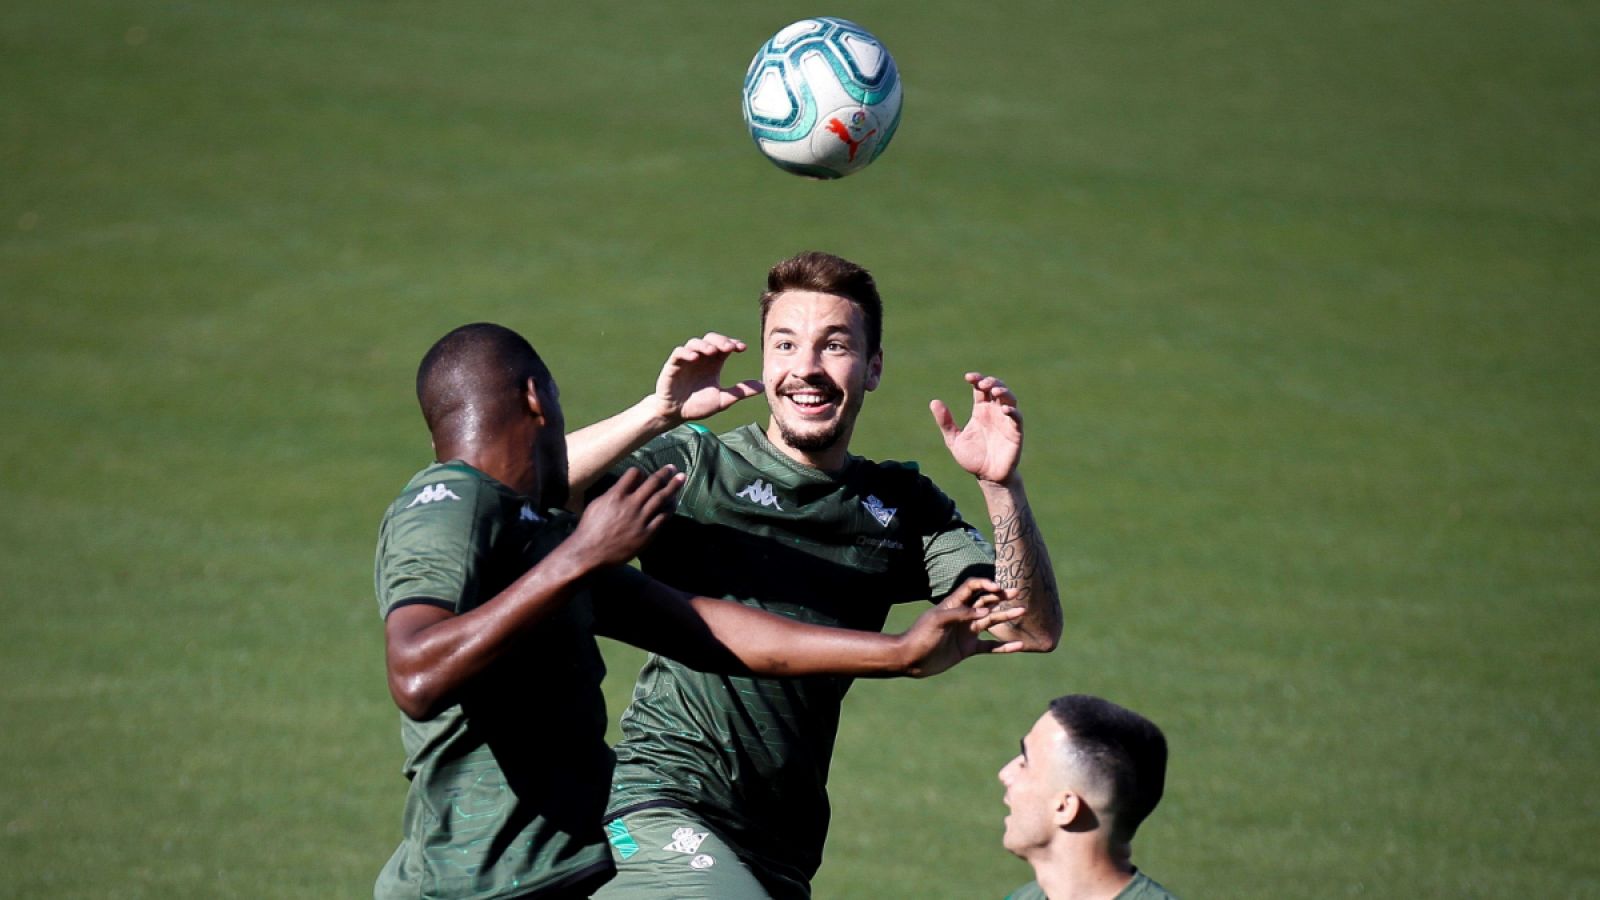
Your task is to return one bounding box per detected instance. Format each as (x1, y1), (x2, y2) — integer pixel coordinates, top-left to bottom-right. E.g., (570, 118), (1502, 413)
(543, 533), (615, 582)
(886, 629), (938, 678)
(977, 471), (1023, 492)
(638, 395), (683, 432)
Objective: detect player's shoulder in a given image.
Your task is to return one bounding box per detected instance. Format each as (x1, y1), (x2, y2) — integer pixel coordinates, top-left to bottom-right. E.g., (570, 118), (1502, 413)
(634, 423), (723, 470)
(391, 460), (493, 504)
(858, 454), (923, 478)
(854, 453), (949, 498)
(381, 461), (510, 529)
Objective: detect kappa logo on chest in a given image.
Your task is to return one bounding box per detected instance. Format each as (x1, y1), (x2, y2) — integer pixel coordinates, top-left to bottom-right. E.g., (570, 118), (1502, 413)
(734, 479), (784, 510)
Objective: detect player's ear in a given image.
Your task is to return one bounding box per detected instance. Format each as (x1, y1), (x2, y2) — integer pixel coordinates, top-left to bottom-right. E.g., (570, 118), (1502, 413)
(523, 376), (547, 424)
(865, 348), (883, 392)
(1052, 790), (1083, 829)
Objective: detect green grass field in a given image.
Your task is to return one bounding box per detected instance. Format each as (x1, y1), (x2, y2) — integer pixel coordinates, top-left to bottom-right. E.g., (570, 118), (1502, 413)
(4, 1), (1597, 896)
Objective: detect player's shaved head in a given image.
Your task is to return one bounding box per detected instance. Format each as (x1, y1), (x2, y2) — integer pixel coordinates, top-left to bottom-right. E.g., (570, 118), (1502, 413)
(1047, 695), (1168, 845)
(417, 323), (552, 445)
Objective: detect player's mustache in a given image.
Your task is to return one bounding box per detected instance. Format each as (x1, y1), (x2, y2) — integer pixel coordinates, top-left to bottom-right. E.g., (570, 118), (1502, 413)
(778, 376), (842, 399)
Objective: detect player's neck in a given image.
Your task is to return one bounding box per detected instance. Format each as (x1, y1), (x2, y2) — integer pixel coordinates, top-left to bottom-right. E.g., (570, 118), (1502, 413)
(436, 439), (539, 499)
(764, 422), (854, 473)
(1031, 844), (1136, 900)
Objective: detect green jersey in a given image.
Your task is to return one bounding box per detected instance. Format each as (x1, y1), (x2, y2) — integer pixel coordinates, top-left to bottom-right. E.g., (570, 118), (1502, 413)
(606, 424), (995, 887)
(374, 462), (614, 900)
(1006, 871), (1176, 900)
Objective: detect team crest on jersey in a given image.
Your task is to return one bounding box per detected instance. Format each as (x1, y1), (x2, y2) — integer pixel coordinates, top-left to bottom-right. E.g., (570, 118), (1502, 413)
(862, 494), (897, 527)
(663, 826), (708, 855)
(405, 483), (461, 508)
(735, 479), (783, 510)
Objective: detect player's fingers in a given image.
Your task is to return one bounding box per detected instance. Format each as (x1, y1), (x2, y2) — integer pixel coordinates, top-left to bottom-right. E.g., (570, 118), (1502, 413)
(972, 375), (1005, 398)
(609, 466), (646, 495)
(700, 332), (745, 353)
(640, 473), (685, 514)
(635, 465), (680, 499)
(725, 380), (764, 402)
(968, 592), (1003, 610)
(969, 605), (1027, 632)
(668, 345), (704, 366)
(973, 639), (1028, 655)
(929, 399), (960, 443)
(938, 578), (1004, 609)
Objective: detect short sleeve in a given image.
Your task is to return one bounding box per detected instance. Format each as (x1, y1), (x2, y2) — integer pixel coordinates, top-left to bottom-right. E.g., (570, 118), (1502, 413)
(588, 425), (704, 499)
(919, 483), (996, 599)
(376, 472), (496, 618)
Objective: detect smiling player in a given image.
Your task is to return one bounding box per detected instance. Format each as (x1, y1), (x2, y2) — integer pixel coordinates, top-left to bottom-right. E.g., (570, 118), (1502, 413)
(567, 251), (1064, 898)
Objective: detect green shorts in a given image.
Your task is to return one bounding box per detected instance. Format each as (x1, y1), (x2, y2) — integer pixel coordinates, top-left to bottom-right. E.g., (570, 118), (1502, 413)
(593, 807), (807, 900)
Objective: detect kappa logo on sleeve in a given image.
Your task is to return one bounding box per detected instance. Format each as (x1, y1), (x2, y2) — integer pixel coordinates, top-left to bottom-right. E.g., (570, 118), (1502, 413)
(405, 483), (462, 508)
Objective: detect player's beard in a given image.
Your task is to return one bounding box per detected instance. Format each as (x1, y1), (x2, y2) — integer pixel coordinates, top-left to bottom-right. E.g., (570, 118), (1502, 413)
(773, 375), (857, 452)
(776, 415), (848, 452)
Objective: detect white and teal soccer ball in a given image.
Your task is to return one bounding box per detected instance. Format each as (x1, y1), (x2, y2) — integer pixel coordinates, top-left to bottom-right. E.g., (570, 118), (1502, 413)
(741, 17), (902, 180)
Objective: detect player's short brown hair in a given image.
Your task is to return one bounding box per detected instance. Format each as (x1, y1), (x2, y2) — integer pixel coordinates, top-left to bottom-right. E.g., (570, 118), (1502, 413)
(760, 251), (883, 355)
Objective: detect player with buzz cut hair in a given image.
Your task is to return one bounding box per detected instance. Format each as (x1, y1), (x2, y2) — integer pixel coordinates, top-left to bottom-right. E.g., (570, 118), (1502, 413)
(998, 695), (1175, 900)
(373, 322), (1028, 900)
(565, 250), (1064, 899)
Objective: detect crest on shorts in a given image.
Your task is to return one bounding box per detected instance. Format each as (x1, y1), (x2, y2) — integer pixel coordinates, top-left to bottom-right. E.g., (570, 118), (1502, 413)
(663, 826), (708, 855)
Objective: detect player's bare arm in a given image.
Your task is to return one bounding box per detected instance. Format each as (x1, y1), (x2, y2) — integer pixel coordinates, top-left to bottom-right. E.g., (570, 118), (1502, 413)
(931, 372), (1063, 651)
(564, 333), (763, 507)
(595, 575), (1025, 679)
(384, 466), (684, 720)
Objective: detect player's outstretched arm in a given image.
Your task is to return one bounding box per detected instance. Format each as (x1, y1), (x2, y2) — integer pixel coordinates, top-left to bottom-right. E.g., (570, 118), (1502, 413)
(564, 333), (762, 508)
(595, 576), (1024, 678)
(384, 467), (684, 721)
(931, 372), (1063, 652)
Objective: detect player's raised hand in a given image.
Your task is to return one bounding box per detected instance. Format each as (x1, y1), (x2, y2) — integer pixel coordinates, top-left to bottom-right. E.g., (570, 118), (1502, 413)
(569, 465), (685, 568)
(894, 578), (1026, 678)
(930, 372), (1024, 486)
(650, 332), (764, 424)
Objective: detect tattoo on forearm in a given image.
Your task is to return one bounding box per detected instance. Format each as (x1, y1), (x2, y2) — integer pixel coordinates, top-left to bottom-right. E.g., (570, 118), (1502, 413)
(991, 500), (1061, 641)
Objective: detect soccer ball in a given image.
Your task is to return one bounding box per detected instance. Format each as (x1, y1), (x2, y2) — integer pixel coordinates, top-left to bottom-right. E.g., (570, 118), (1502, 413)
(741, 18), (903, 180)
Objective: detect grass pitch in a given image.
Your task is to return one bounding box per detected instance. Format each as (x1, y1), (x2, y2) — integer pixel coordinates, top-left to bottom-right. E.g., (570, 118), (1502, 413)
(3, 1), (1597, 896)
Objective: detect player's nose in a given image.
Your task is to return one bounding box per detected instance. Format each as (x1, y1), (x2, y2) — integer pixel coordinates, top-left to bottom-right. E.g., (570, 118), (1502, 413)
(792, 348), (825, 376)
(998, 757), (1018, 784)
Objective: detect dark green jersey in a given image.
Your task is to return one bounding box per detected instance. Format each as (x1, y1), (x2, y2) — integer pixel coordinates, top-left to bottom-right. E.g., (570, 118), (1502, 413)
(606, 424), (995, 886)
(1006, 871), (1176, 900)
(374, 462), (614, 900)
